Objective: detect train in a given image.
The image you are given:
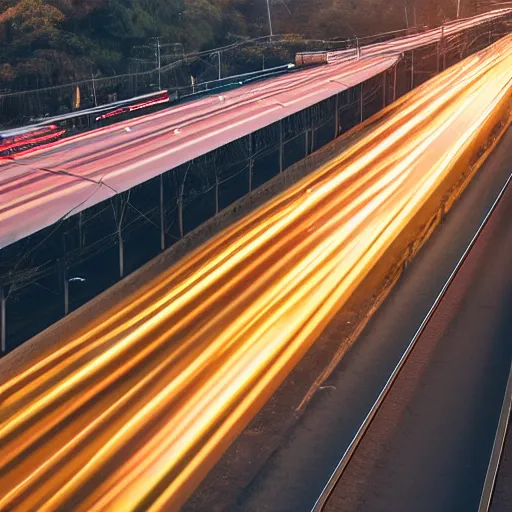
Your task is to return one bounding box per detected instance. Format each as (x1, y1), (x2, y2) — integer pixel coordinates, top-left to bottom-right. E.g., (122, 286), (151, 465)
(295, 52), (329, 68)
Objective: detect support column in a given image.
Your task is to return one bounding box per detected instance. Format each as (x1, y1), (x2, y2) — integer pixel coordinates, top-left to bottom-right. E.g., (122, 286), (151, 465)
(1, 286), (6, 354)
(115, 194), (128, 279)
(279, 120), (284, 173)
(215, 174), (219, 215)
(382, 71), (387, 109)
(118, 230), (124, 279)
(78, 212), (83, 251)
(359, 83), (364, 124)
(62, 261), (69, 316)
(178, 197), (184, 239)
(160, 173), (166, 251)
(410, 49), (415, 90)
(248, 133), (254, 193)
(334, 93), (340, 138)
(392, 64), (397, 102)
(441, 26), (446, 71)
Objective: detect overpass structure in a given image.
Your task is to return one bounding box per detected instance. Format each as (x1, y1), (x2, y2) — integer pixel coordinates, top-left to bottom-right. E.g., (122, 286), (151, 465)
(1, 33), (511, 511)
(1, 8), (511, 251)
(0, 8), (511, 354)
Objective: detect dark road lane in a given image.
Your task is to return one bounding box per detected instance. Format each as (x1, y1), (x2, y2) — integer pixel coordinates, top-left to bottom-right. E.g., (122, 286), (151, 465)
(323, 175), (512, 512)
(236, 129), (512, 512)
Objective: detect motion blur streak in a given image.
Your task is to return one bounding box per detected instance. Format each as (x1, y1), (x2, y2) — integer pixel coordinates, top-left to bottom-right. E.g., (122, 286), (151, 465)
(1, 36), (512, 511)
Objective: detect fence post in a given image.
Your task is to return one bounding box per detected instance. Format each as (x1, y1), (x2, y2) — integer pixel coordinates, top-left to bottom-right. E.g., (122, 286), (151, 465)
(1, 286), (6, 354)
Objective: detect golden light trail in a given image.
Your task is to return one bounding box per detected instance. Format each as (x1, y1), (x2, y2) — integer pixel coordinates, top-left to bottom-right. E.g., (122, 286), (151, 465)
(1, 36), (512, 511)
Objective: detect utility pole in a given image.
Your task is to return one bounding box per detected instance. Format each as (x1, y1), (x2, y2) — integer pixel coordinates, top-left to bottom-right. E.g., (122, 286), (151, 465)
(155, 37), (162, 90)
(266, 0), (274, 39)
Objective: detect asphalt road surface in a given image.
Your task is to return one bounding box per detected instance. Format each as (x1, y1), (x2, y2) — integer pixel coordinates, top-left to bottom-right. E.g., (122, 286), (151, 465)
(323, 152), (512, 512)
(236, 132), (512, 511)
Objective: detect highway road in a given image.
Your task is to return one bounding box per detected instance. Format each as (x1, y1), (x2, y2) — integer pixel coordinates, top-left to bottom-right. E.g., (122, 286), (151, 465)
(1, 36), (512, 511)
(0, 8), (510, 252)
(227, 121), (512, 512)
(320, 170), (512, 512)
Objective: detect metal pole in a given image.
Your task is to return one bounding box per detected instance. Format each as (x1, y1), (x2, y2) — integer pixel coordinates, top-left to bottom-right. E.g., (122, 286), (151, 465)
(160, 173), (165, 251)
(266, 0), (273, 39)
(404, 2), (409, 30)
(218, 51), (221, 81)
(457, 0), (461, 19)
(1, 286), (6, 354)
(305, 130), (309, 158)
(279, 120), (284, 173)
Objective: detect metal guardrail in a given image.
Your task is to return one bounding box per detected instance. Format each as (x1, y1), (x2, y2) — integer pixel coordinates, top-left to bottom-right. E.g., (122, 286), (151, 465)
(0, 63), (297, 139)
(478, 360), (512, 511)
(312, 171), (512, 512)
